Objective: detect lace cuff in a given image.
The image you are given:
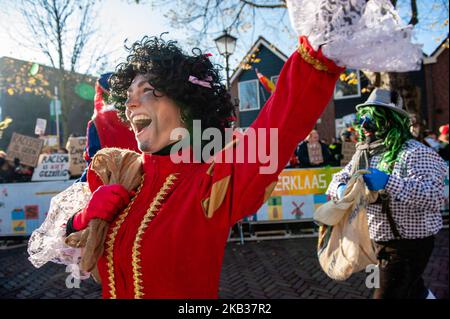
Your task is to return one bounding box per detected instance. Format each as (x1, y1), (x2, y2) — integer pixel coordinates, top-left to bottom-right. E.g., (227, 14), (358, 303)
(27, 182), (92, 280)
(287, 0), (422, 71)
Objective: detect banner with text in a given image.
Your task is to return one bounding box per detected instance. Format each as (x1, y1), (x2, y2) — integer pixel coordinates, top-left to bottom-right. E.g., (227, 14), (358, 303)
(253, 167), (341, 221)
(6, 133), (44, 167)
(66, 137), (87, 176)
(31, 153), (70, 181)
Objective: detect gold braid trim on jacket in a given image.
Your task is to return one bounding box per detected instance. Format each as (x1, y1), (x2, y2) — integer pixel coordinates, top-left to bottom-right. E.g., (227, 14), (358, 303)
(65, 148), (143, 283)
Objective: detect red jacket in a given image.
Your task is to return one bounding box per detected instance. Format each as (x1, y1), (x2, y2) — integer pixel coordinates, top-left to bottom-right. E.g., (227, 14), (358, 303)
(88, 37), (343, 298)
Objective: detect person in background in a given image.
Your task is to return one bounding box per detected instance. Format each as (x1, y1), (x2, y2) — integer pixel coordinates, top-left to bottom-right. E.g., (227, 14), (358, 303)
(438, 124), (449, 161)
(328, 137), (342, 167)
(327, 88), (447, 299)
(0, 151), (16, 183)
(423, 130), (441, 152)
(78, 73), (140, 182)
(7, 158), (33, 183)
(295, 129), (333, 168)
(286, 150), (300, 168)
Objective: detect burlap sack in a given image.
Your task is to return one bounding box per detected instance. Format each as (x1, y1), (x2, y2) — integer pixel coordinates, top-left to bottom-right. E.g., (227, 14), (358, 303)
(314, 170), (378, 281)
(64, 148), (143, 281)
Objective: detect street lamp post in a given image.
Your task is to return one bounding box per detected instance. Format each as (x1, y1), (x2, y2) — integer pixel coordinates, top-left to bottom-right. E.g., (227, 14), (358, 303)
(54, 86), (61, 149)
(214, 30), (237, 90)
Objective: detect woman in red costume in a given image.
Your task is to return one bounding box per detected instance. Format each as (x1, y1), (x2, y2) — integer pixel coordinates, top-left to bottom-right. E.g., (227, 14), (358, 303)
(64, 34), (342, 298)
(59, 0), (422, 299)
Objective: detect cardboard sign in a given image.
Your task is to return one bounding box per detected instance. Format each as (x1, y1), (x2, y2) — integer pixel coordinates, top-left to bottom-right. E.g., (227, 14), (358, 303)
(34, 118), (47, 135)
(6, 133), (44, 167)
(341, 141), (356, 166)
(40, 135), (59, 148)
(31, 153), (70, 181)
(66, 137), (87, 176)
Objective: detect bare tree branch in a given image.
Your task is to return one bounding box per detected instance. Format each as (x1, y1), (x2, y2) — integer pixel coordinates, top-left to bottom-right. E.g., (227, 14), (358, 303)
(408, 0), (419, 26)
(240, 0), (286, 9)
(8, 0), (106, 143)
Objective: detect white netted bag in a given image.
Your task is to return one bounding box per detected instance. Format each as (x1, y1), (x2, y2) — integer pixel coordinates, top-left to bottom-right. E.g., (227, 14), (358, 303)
(286, 0), (423, 72)
(27, 182), (92, 280)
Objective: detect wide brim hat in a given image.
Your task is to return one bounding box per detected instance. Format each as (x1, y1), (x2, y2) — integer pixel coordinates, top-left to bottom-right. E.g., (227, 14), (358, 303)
(356, 88), (409, 118)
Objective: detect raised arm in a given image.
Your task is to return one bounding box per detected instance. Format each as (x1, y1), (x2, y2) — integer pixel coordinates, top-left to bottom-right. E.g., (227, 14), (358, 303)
(203, 37), (344, 225)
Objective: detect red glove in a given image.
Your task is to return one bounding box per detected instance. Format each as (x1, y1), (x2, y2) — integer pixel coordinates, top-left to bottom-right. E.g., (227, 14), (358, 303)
(72, 184), (131, 231)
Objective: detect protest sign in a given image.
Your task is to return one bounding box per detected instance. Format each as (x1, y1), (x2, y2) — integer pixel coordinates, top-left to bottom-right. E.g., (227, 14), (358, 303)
(66, 137), (87, 176)
(31, 153), (70, 181)
(40, 135), (59, 148)
(6, 133), (44, 167)
(34, 118), (47, 135)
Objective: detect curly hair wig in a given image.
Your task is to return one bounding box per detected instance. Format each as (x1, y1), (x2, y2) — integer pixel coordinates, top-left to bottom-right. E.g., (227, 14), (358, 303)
(356, 105), (412, 174)
(109, 34), (235, 141)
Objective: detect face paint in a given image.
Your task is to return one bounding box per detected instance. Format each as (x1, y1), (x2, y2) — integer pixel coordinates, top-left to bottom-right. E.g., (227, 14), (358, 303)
(360, 115), (377, 131)
(359, 114), (377, 141)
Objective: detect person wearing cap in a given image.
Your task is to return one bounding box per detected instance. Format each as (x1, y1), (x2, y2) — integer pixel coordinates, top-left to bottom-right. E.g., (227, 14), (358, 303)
(77, 72), (140, 182)
(327, 88), (447, 299)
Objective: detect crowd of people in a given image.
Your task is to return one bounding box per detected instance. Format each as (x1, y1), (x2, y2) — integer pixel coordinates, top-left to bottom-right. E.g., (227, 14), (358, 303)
(0, 145), (71, 183)
(286, 122), (449, 169)
(0, 151), (34, 183)
(2, 121), (448, 183)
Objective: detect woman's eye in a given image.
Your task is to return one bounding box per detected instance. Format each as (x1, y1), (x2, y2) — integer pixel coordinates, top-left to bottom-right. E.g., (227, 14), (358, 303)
(143, 88), (153, 93)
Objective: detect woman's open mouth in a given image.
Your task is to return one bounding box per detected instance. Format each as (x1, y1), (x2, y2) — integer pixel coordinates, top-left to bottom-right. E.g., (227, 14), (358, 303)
(132, 115), (152, 134)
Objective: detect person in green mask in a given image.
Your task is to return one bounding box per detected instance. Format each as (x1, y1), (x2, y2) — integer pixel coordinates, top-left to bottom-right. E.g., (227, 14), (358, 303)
(327, 88), (447, 299)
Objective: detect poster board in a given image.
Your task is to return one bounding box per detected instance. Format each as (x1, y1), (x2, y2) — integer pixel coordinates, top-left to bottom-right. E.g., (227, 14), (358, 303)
(31, 153), (70, 181)
(40, 135), (59, 149)
(34, 118), (47, 135)
(6, 133), (44, 167)
(66, 137), (87, 176)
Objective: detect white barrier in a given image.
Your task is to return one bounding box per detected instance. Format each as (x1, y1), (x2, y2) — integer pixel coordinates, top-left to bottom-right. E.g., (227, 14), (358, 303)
(0, 180), (74, 237)
(0, 165), (448, 237)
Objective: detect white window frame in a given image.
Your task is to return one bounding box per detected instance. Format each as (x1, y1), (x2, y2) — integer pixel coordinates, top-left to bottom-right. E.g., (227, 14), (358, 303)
(238, 79), (260, 112)
(334, 69), (361, 100)
(271, 75), (279, 85)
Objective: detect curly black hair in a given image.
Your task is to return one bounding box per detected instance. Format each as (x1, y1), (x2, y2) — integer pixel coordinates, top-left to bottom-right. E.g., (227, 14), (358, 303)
(109, 34), (235, 140)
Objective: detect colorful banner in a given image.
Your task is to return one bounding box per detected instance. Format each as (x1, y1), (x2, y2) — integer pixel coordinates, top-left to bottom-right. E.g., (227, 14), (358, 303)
(251, 167), (449, 222)
(0, 180), (74, 236)
(271, 167), (342, 196)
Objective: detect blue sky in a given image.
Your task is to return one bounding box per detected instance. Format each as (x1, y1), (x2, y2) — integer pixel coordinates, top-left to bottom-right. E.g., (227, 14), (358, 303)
(0, 0), (448, 76)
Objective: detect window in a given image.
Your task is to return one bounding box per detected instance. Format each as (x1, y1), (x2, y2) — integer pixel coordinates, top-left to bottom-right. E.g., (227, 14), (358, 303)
(334, 69), (361, 99)
(238, 79), (260, 111)
(271, 75), (279, 85)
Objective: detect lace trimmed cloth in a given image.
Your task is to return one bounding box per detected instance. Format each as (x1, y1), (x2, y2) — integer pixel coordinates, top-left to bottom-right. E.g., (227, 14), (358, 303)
(27, 182), (92, 280)
(27, 148), (143, 281)
(286, 0), (423, 71)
